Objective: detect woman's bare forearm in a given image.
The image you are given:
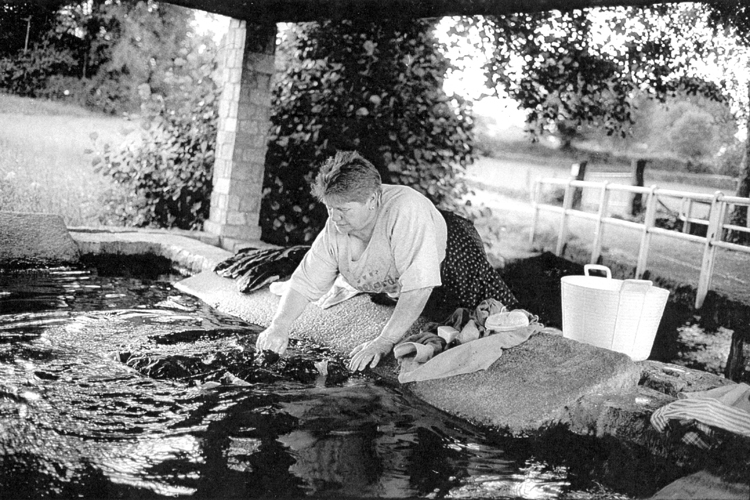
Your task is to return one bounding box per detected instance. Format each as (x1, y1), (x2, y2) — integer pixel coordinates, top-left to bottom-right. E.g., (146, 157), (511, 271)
(377, 287), (433, 344)
(270, 286), (310, 330)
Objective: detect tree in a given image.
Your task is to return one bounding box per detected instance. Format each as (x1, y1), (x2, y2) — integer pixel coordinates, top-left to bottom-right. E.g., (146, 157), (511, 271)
(90, 32), (219, 229)
(0, 3), (57, 57)
(705, 1), (750, 242)
(0, 1), (196, 114)
(262, 18), (475, 244)
(452, 6), (730, 145)
(668, 109), (718, 170)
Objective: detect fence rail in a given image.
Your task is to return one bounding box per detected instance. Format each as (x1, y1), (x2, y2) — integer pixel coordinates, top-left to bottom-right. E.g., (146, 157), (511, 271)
(530, 177), (750, 309)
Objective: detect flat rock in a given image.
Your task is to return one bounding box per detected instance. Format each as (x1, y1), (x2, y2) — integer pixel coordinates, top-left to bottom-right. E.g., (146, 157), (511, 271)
(407, 332), (642, 435)
(639, 360), (733, 396)
(651, 470), (750, 499)
(0, 212), (79, 266)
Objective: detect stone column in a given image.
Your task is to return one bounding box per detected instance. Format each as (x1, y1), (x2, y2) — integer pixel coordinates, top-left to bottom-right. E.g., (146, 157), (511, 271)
(205, 19), (277, 249)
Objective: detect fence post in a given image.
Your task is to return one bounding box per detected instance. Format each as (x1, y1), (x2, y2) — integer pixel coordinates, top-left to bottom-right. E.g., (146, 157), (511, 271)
(591, 182), (610, 264)
(635, 185), (658, 279)
(571, 161), (588, 210)
(696, 192), (725, 309)
(556, 179), (574, 256)
(630, 159), (647, 216)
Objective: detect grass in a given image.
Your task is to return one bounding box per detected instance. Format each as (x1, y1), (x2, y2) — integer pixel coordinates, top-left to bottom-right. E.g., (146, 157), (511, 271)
(0, 93), (132, 227)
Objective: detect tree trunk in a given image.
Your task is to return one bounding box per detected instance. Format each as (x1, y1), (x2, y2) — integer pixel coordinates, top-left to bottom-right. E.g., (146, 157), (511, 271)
(571, 160), (587, 210)
(630, 158), (647, 216)
(727, 77), (750, 243)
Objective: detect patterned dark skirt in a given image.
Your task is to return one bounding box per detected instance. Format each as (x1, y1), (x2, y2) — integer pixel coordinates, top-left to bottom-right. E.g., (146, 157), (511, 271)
(422, 211), (518, 321)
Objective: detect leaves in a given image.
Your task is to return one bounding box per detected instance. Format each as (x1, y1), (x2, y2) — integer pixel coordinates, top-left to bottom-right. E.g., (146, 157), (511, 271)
(465, 6), (736, 145)
(92, 38), (220, 230)
(261, 19), (476, 245)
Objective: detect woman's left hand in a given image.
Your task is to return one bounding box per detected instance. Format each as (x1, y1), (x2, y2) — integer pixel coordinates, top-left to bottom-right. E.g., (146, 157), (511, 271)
(348, 337), (394, 372)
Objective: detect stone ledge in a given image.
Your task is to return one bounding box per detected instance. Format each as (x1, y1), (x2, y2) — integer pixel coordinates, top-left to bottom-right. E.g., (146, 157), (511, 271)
(69, 227), (235, 274)
(1, 212), (79, 266)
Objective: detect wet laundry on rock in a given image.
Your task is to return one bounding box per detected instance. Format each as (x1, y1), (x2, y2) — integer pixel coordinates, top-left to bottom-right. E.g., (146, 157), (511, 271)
(397, 323), (541, 384)
(394, 332), (447, 363)
(395, 299), (542, 383)
(213, 245), (310, 294)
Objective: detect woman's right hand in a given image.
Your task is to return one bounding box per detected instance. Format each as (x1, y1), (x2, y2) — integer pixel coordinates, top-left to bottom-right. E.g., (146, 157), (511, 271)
(256, 323), (290, 356)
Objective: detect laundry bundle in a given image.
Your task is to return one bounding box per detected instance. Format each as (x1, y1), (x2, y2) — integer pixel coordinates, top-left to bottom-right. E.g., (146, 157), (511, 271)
(650, 382), (750, 449)
(394, 298), (542, 383)
(213, 245), (310, 293)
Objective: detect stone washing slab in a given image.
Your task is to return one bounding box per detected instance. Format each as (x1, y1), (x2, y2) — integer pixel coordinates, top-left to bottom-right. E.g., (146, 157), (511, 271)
(406, 332), (642, 435)
(174, 270), (426, 355)
(0, 212), (79, 266)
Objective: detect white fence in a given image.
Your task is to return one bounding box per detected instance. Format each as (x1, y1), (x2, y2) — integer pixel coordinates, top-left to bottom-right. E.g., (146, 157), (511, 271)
(530, 177), (750, 309)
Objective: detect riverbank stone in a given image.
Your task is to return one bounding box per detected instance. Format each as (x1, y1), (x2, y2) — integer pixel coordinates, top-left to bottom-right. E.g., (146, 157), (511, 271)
(0, 211), (79, 267)
(651, 470), (750, 499)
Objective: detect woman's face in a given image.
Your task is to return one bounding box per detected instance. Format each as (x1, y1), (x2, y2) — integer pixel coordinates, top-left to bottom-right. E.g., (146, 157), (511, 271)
(324, 193), (378, 236)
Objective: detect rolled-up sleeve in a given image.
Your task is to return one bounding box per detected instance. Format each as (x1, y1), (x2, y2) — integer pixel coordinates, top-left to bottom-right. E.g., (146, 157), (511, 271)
(390, 197), (446, 293)
(288, 227), (340, 302)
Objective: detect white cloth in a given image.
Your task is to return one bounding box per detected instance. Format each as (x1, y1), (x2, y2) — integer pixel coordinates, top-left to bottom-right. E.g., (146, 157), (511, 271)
(269, 276), (362, 310)
(288, 185), (447, 302)
(397, 325), (540, 384)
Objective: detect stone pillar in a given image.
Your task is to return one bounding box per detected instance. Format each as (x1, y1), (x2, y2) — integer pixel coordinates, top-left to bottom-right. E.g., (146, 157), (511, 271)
(205, 19), (277, 249)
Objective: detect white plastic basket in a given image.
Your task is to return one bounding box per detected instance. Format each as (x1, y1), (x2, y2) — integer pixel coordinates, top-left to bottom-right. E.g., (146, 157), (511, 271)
(560, 264), (670, 361)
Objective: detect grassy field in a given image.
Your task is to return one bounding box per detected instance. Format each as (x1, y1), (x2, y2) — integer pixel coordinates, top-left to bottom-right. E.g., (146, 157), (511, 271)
(0, 94), (131, 227)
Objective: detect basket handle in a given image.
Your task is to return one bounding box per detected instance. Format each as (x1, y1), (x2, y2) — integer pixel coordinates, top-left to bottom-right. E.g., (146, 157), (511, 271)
(584, 264), (612, 279)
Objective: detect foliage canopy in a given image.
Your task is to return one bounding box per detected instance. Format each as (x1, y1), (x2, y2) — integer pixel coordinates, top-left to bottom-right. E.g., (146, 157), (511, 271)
(262, 18), (475, 244)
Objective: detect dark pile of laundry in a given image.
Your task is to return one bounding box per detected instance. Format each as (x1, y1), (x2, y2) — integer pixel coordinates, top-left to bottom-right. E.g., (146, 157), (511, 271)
(214, 245), (310, 293)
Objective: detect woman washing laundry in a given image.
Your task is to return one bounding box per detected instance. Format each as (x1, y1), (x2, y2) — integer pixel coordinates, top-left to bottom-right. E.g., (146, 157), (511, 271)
(256, 151), (518, 371)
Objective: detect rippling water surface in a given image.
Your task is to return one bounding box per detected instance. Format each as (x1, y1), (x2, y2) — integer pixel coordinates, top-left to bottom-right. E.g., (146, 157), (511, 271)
(0, 265), (633, 499)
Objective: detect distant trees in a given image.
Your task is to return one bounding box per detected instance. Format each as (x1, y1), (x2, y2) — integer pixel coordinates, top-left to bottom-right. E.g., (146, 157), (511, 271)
(454, 6), (737, 144)
(0, 0), (196, 114)
(0, 3), (57, 57)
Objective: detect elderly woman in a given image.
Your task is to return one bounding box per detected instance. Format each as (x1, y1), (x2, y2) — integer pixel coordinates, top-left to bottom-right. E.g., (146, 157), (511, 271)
(256, 151), (518, 371)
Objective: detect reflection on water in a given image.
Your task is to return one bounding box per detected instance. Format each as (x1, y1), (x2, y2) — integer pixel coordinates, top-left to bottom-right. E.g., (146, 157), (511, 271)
(0, 266), (630, 499)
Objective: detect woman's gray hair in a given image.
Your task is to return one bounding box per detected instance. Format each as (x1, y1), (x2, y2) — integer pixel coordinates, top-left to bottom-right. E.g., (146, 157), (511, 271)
(311, 151), (382, 203)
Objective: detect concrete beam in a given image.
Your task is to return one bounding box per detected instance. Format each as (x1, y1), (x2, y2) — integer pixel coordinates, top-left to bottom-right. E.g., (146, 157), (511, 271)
(9, 0), (700, 23)
(163, 0), (694, 23)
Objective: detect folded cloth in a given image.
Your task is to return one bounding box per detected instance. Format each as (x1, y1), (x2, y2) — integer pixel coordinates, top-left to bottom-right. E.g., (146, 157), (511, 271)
(394, 332), (446, 362)
(650, 382), (750, 448)
(394, 343), (438, 364)
(398, 324), (540, 384)
(457, 319), (480, 344)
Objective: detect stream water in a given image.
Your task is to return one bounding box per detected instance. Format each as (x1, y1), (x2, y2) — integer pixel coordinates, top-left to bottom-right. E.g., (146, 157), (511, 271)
(0, 261), (645, 499)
